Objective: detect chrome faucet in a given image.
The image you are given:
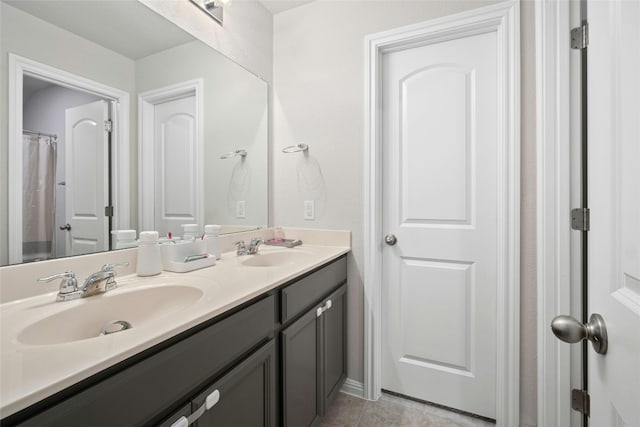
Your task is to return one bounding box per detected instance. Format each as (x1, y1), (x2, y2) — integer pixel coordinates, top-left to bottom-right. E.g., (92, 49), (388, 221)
(235, 238), (264, 256)
(81, 263), (128, 297)
(38, 263), (129, 302)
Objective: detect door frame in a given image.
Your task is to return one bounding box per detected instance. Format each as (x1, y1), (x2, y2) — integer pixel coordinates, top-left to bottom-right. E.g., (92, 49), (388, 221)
(137, 79), (204, 232)
(363, 2), (520, 425)
(7, 53), (130, 264)
(535, 1), (584, 426)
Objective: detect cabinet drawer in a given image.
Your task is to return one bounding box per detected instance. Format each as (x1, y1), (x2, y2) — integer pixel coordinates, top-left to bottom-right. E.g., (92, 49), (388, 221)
(281, 256), (346, 324)
(17, 295), (275, 427)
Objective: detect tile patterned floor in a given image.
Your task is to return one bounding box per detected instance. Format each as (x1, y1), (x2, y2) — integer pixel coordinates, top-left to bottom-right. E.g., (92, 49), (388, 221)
(320, 392), (495, 427)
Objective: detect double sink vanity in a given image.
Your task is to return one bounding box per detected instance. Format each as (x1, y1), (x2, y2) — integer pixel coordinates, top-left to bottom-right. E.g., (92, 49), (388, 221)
(0, 229), (351, 426)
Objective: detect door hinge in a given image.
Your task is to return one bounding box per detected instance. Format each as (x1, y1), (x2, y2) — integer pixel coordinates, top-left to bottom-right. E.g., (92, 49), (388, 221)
(571, 208), (590, 231)
(571, 23), (589, 49)
(104, 119), (113, 133)
(571, 389), (590, 416)
(105, 206), (114, 217)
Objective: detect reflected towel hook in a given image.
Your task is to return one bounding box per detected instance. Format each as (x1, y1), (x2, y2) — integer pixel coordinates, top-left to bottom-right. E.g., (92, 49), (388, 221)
(282, 143), (309, 154)
(220, 149), (247, 159)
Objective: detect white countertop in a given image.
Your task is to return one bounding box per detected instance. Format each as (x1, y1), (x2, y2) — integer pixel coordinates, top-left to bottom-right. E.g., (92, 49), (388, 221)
(0, 243), (349, 418)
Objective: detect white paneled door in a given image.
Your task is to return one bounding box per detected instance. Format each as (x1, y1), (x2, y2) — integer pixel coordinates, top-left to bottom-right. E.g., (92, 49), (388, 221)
(64, 100), (109, 256)
(153, 95), (197, 237)
(587, 0), (640, 424)
(381, 31), (498, 418)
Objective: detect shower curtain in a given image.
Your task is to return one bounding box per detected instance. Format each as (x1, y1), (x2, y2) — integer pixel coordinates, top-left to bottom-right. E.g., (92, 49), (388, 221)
(22, 134), (57, 261)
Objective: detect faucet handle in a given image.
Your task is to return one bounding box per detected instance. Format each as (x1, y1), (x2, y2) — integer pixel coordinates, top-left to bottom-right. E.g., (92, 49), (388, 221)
(235, 240), (246, 249)
(38, 271), (79, 299)
(250, 237), (264, 245)
(100, 262), (129, 291)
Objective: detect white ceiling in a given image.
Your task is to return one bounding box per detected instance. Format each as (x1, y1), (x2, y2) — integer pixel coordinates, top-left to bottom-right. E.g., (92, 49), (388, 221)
(5, 0), (194, 60)
(258, 0), (315, 15)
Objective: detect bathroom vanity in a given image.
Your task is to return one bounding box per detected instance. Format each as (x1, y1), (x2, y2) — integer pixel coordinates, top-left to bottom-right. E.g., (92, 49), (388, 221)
(0, 233), (349, 427)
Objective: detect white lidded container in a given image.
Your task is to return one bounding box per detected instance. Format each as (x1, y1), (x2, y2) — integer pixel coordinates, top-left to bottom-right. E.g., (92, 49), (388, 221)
(181, 223), (199, 241)
(204, 224), (222, 259)
(137, 231), (162, 276)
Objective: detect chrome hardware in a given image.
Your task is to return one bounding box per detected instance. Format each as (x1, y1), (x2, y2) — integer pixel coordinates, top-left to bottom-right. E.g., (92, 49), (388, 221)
(184, 253), (209, 263)
(59, 223), (71, 231)
(316, 299), (333, 317)
(38, 271), (80, 301)
(384, 234), (397, 246)
(235, 240), (247, 255)
(170, 389), (221, 427)
(235, 238), (264, 256)
(248, 238), (264, 254)
(81, 262), (129, 296)
(551, 313), (608, 354)
(100, 320), (132, 335)
(220, 149), (247, 159)
(282, 143), (309, 153)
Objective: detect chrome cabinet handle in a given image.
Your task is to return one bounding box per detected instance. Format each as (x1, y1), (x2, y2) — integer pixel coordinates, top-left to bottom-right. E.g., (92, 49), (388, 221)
(316, 299), (333, 317)
(385, 234), (397, 245)
(170, 389), (221, 427)
(551, 313), (608, 354)
(59, 223), (71, 231)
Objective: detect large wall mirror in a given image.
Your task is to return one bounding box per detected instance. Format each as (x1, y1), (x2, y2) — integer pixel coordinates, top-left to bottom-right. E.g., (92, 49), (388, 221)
(0, 0), (269, 266)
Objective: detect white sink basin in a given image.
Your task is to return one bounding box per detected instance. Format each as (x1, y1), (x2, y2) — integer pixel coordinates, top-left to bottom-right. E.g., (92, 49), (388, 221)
(18, 285), (203, 346)
(240, 250), (313, 267)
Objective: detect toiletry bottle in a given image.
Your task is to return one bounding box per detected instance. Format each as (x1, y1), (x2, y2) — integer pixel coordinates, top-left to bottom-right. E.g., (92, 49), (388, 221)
(137, 231), (162, 276)
(204, 224), (222, 260)
(182, 223), (198, 241)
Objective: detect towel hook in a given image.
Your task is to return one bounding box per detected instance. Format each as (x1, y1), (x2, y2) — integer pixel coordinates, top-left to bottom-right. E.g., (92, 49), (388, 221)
(282, 143), (309, 154)
(220, 149), (247, 159)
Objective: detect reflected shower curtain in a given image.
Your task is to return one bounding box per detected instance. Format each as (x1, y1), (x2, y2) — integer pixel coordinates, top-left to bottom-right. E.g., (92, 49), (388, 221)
(22, 134), (57, 261)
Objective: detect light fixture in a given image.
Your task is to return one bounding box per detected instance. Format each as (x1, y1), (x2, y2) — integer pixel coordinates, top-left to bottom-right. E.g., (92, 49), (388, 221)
(189, 0), (227, 24)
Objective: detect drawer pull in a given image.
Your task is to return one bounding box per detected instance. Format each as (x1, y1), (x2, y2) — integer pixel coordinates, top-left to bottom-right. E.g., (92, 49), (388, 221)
(173, 389), (221, 426)
(316, 299), (333, 317)
(205, 389), (221, 410)
(169, 416), (188, 427)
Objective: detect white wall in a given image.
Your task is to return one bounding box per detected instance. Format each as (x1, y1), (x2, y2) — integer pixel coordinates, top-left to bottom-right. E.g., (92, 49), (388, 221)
(139, 0), (273, 83)
(272, 1), (537, 425)
(23, 84), (103, 258)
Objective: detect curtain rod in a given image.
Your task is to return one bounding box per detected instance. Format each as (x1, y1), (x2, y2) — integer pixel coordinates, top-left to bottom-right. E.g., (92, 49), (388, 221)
(23, 129), (57, 140)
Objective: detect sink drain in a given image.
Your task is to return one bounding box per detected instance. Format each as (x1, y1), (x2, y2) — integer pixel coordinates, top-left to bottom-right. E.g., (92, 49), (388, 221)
(100, 320), (133, 336)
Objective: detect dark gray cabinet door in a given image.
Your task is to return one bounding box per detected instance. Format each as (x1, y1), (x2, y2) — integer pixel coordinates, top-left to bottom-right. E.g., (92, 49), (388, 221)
(194, 340), (276, 427)
(281, 306), (322, 427)
(321, 284), (347, 414)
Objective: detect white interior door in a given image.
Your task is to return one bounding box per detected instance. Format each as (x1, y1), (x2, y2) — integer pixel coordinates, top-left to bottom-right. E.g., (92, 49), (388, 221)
(153, 95), (197, 237)
(381, 31), (498, 418)
(587, 0), (640, 424)
(64, 100), (109, 256)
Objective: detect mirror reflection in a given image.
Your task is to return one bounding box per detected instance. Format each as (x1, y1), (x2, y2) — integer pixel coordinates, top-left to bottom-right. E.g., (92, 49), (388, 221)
(0, 0), (269, 266)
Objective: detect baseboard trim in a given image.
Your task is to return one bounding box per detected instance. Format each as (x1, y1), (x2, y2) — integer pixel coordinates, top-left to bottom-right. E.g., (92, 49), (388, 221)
(341, 378), (366, 399)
